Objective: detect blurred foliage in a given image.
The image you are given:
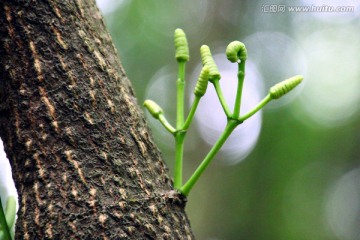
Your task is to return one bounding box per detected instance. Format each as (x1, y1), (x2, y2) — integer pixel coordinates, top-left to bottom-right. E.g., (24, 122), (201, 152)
(99, 0), (360, 239)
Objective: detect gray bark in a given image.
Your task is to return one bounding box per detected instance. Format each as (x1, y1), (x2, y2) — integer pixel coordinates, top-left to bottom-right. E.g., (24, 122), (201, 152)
(0, 0), (193, 239)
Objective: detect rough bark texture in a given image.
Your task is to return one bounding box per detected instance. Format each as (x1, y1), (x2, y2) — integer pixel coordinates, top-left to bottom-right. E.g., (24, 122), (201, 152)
(0, 1), (193, 239)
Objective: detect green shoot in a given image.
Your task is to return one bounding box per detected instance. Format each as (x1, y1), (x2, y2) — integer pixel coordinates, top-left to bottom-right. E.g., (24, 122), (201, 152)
(143, 29), (303, 196)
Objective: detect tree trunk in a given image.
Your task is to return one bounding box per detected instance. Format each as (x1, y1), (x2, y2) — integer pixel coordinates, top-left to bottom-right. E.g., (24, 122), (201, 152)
(0, 1), (193, 239)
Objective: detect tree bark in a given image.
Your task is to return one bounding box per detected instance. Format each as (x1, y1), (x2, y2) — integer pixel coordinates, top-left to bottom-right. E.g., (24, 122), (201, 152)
(0, 1), (193, 239)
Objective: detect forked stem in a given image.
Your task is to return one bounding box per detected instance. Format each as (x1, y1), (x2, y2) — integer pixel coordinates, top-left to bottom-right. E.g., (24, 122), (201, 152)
(145, 30), (303, 197)
(213, 81), (231, 117)
(174, 131), (186, 189)
(176, 62), (186, 129)
(158, 114), (176, 134)
(238, 94), (272, 122)
(180, 119), (240, 196)
(182, 96), (201, 130)
(232, 60), (245, 118)
(174, 61), (186, 189)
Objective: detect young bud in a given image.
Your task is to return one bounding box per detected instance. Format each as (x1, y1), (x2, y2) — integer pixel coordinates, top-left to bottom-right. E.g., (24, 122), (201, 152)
(200, 45), (221, 82)
(144, 100), (163, 119)
(226, 41), (247, 63)
(174, 28), (189, 62)
(269, 75), (303, 99)
(194, 66), (210, 97)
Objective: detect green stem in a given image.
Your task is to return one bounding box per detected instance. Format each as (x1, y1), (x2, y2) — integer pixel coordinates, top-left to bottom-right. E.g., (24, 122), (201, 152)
(213, 80), (232, 117)
(0, 198), (11, 240)
(232, 60), (246, 118)
(158, 114), (176, 134)
(182, 96), (201, 130)
(174, 61), (186, 189)
(174, 131), (186, 189)
(238, 94), (272, 122)
(176, 62), (186, 129)
(180, 119), (239, 196)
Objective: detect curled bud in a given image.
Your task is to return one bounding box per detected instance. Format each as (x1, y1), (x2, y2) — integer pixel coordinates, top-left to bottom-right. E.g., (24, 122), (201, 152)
(194, 66), (210, 97)
(269, 75), (303, 99)
(144, 100), (163, 119)
(226, 41), (247, 63)
(200, 45), (221, 82)
(174, 28), (189, 62)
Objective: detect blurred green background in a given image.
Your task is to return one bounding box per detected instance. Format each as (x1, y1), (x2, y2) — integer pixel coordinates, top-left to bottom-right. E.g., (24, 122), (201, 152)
(97, 0), (360, 239)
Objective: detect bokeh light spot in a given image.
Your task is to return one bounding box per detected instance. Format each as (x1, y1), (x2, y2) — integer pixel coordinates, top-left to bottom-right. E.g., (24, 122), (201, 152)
(326, 168), (360, 240)
(297, 27), (360, 127)
(96, 0), (127, 15)
(242, 31), (307, 108)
